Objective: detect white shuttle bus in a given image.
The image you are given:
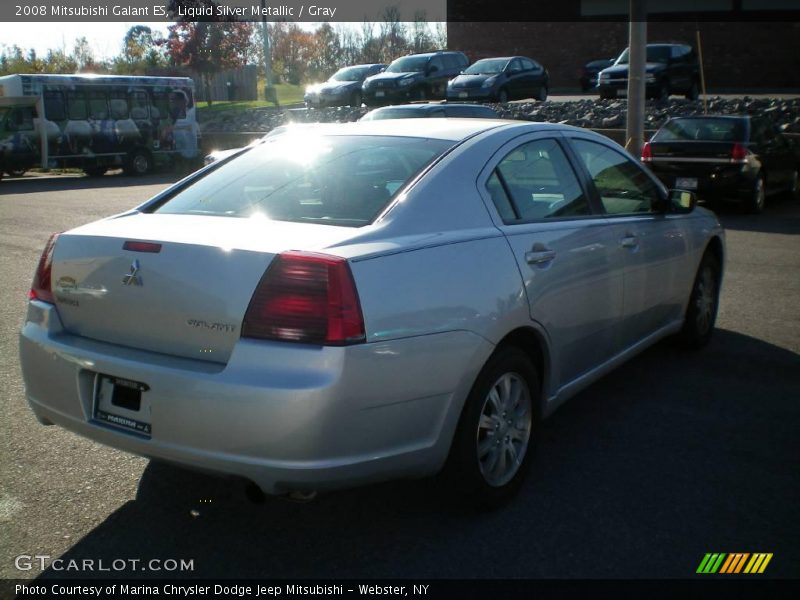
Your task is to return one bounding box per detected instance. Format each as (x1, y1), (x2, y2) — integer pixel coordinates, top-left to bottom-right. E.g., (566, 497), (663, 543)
(0, 74), (199, 180)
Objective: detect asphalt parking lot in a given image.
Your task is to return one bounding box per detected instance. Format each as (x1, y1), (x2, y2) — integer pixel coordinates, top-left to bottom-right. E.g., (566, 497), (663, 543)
(0, 171), (798, 580)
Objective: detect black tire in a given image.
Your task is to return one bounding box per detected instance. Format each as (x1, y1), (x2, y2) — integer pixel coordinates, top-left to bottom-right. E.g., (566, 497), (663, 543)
(124, 150), (151, 176)
(537, 85), (548, 102)
(84, 166), (107, 178)
(678, 252), (721, 349)
(497, 88), (508, 103)
(686, 81), (700, 101)
(745, 173), (766, 214)
(6, 168), (26, 177)
(350, 91), (362, 107)
(599, 89), (615, 100)
(444, 346), (540, 509)
(786, 168), (799, 201)
(658, 81), (670, 101)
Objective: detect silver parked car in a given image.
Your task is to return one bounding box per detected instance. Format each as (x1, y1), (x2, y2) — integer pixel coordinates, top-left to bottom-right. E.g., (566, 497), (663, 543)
(20, 120), (724, 506)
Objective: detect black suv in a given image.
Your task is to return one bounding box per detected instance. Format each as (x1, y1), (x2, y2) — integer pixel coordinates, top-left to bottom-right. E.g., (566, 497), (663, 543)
(597, 43), (700, 100)
(362, 51), (469, 106)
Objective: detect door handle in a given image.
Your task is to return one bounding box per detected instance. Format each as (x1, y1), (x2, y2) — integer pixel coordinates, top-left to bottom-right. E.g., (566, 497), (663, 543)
(525, 249), (557, 265)
(619, 234), (639, 249)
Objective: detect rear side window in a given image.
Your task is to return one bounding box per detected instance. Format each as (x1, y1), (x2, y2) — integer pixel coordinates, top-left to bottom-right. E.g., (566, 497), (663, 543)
(572, 139), (661, 215)
(67, 91), (88, 120)
(153, 135), (453, 227)
(488, 138), (591, 221)
(653, 118), (745, 142)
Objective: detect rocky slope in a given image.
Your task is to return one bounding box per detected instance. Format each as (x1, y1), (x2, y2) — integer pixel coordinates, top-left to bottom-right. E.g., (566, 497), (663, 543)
(199, 96), (800, 134)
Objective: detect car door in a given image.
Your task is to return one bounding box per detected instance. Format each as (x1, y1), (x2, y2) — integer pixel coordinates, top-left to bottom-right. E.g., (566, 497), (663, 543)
(478, 132), (625, 389)
(504, 59), (524, 99)
(426, 55), (447, 98)
(520, 58), (542, 98)
(567, 135), (693, 350)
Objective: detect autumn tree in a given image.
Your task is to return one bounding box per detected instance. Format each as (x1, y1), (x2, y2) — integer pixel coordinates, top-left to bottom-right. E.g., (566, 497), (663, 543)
(164, 21), (253, 103)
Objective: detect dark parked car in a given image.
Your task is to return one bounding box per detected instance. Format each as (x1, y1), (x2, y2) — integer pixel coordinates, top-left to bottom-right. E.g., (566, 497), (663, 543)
(360, 103), (499, 121)
(447, 56), (549, 103)
(597, 43), (700, 100)
(304, 64), (386, 107)
(579, 58), (615, 92)
(362, 51), (469, 106)
(643, 115), (800, 212)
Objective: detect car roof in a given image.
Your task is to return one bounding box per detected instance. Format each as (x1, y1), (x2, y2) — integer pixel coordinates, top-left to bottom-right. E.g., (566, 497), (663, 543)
(273, 119), (570, 142)
(668, 115), (748, 121)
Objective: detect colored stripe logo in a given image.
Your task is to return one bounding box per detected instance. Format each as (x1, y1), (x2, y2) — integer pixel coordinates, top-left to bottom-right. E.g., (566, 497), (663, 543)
(697, 553), (773, 574)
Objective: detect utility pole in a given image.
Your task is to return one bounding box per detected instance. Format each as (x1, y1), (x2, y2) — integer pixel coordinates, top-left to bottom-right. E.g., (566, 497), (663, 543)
(626, 0), (646, 159)
(260, 0), (278, 105)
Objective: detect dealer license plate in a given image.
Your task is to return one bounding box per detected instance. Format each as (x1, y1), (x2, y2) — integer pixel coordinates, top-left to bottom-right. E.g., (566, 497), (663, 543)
(675, 177), (698, 190)
(375, 91), (385, 98)
(93, 374), (151, 437)
(459, 92), (468, 98)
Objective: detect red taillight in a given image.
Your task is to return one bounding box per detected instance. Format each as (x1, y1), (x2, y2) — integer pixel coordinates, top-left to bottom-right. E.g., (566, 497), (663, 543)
(242, 251), (365, 346)
(641, 142), (653, 162)
(731, 143), (748, 163)
(29, 233), (60, 304)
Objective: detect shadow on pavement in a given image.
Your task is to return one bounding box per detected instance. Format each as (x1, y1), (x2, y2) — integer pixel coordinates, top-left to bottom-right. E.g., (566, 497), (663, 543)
(712, 193), (800, 235)
(1, 172), (182, 196)
(36, 329), (800, 580)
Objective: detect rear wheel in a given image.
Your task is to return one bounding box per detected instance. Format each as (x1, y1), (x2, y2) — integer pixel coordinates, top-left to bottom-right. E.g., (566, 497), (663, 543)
(124, 150), (151, 176)
(745, 174), (766, 213)
(678, 252), (721, 349)
(537, 85), (548, 102)
(445, 347), (539, 508)
(686, 81), (700, 100)
(787, 169), (799, 200)
(84, 166), (107, 178)
(350, 91), (362, 107)
(7, 168), (26, 177)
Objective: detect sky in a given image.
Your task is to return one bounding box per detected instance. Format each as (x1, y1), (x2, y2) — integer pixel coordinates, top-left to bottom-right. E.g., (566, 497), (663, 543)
(0, 22), (168, 59)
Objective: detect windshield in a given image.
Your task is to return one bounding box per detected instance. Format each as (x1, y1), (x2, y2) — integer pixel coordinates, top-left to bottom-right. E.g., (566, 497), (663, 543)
(331, 67), (371, 82)
(653, 118), (746, 142)
(463, 59), (508, 75)
(616, 46), (671, 65)
(386, 56), (428, 73)
(153, 134), (453, 227)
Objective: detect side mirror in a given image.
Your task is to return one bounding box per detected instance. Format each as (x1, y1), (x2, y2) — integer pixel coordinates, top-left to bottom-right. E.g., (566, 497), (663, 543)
(668, 189), (697, 213)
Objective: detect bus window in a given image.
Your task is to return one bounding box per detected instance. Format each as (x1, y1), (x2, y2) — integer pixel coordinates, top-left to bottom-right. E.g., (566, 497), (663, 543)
(109, 92), (129, 119)
(44, 91), (66, 121)
(9, 106), (35, 131)
(88, 90), (108, 120)
(129, 91), (149, 119)
(169, 91), (187, 120)
(180, 87), (194, 108)
(151, 91), (169, 120)
(67, 91), (88, 120)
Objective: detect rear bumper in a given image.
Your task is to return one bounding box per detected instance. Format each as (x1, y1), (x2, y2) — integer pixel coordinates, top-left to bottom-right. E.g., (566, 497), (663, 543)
(648, 163), (757, 202)
(20, 301), (491, 494)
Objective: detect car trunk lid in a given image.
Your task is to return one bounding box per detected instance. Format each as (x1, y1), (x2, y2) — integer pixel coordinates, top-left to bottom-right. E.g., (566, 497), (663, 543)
(50, 213), (359, 363)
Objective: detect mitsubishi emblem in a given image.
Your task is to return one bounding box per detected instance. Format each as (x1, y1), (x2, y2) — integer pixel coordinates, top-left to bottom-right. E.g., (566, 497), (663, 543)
(122, 259), (143, 286)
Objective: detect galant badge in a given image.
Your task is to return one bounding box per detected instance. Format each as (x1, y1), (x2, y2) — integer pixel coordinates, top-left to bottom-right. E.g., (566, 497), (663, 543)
(122, 259), (143, 286)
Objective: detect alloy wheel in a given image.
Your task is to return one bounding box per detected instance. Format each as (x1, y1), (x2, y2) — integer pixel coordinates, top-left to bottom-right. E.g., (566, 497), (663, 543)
(476, 372), (532, 488)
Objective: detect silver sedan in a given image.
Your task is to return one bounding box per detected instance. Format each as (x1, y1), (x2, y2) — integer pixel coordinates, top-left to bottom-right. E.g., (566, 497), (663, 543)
(20, 119), (724, 506)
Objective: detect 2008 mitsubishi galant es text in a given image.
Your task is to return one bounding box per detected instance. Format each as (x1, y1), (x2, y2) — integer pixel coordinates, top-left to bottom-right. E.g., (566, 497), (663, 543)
(20, 120), (725, 506)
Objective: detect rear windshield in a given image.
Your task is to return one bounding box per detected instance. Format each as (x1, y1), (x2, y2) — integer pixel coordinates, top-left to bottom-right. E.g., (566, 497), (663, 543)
(153, 134), (453, 227)
(617, 46), (671, 65)
(361, 108), (435, 121)
(387, 56), (428, 73)
(653, 118), (746, 142)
